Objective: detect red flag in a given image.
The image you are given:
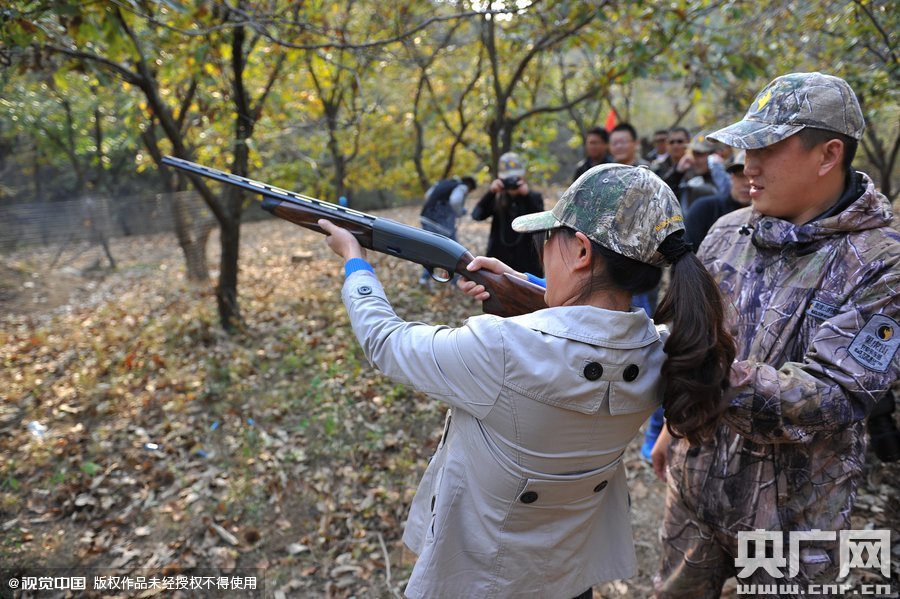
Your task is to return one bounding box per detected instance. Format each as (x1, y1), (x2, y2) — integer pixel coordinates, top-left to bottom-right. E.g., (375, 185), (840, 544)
(604, 109), (618, 132)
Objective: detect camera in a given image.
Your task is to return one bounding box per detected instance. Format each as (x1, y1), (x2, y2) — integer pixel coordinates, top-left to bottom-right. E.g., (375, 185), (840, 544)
(502, 176), (520, 190)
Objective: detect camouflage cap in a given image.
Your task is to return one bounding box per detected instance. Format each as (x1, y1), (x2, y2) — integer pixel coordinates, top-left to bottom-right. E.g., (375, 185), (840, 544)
(708, 72), (865, 149)
(498, 152), (526, 179)
(512, 164), (683, 267)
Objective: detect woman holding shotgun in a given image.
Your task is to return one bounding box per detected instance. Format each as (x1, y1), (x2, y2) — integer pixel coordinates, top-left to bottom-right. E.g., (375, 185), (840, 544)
(317, 164), (735, 599)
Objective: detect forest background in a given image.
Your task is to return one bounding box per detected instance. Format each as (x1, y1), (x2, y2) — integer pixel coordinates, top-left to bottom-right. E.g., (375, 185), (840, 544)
(0, 1), (898, 598)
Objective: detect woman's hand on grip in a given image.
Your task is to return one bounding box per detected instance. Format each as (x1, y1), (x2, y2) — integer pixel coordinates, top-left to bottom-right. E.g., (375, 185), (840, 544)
(457, 256), (525, 302)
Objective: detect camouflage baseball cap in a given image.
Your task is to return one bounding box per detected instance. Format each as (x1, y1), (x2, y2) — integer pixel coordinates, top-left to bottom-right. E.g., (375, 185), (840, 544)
(512, 164), (683, 267)
(708, 72), (865, 149)
(498, 152), (526, 179)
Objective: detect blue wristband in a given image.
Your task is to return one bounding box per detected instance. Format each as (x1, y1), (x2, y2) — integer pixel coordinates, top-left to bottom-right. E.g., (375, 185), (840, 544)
(344, 257), (375, 277)
(526, 273), (546, 289)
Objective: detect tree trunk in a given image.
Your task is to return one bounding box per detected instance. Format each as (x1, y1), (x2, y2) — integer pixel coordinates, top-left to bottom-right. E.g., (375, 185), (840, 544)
(412, 75), (430, 192)
(216, 198), (242, 331)
(144, 128), (211, 282)
(861, 126), (898, 203)
(171, 191), (212, 281)
(215, 12), (255, 332)
(333, 155), (346, 202)
(488, 119), (501, 179)
(324, 103), (347, 201)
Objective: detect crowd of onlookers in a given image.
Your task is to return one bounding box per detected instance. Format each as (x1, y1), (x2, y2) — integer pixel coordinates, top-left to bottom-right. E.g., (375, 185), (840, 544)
(417, 121), (754, 288)
(573, 123), (749, 250)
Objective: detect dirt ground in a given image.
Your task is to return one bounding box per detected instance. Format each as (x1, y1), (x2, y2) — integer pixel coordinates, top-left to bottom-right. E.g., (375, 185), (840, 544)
(1, 204), (898, 598)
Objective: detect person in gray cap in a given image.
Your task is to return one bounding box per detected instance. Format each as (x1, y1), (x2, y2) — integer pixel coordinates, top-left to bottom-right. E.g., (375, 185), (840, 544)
(316, 163), (734, 599)
(682, 149), (751, 248)
(651, 72), (900, 598)
(659, 132), (731, 212)
(471, 152), (545, 275)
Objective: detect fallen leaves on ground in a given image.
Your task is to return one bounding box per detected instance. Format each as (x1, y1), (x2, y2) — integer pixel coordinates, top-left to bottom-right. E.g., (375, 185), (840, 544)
(1, 206), (897, 598)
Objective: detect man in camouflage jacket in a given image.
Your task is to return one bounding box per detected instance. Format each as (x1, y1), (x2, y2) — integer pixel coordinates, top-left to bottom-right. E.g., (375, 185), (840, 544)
(652, 72), (900, 598)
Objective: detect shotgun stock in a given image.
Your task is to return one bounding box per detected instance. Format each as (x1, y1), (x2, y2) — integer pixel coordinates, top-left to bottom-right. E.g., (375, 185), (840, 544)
(161, 156), (547, 317)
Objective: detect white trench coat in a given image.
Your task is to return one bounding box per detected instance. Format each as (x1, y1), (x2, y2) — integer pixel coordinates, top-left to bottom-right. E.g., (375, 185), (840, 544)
(342, 270), (665, 598)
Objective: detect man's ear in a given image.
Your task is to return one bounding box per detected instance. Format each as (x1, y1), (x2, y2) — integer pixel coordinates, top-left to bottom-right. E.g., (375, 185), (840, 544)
(818, 139), (844, 177)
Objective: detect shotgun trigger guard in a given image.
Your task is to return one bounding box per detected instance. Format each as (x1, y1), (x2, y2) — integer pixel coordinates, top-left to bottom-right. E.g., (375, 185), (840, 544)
(425, 266), (452, 283)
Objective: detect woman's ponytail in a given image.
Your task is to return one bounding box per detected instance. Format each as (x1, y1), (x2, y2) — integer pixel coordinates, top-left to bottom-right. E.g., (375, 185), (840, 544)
(655, 236), (736, 445)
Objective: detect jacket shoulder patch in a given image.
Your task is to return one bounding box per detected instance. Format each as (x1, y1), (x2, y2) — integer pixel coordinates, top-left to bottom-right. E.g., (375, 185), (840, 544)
(848, 314), (900, 373)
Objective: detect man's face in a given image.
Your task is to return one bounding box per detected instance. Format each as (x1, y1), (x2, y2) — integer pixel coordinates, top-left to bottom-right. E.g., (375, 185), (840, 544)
(744, 135), (823, 223)
(609, 131), (636, 164)
(691, 151), (711, 174)
(729, 170), (751, 205)
(667, 132), (688, 161)
(585, 133), (608, 160)
(653, 134), (668, 154)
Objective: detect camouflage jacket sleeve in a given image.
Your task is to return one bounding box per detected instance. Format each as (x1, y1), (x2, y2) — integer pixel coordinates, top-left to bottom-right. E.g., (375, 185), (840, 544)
(722, 264), (900, 444)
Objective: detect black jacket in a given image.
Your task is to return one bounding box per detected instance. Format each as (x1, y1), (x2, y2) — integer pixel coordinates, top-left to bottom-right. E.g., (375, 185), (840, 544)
(684, 192), (745, 249)
(573, 155), (613, 182)
(471, 189), (544, 276)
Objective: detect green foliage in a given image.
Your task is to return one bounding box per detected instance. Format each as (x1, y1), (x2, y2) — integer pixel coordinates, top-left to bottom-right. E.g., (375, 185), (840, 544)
(0, 0), (896, 247)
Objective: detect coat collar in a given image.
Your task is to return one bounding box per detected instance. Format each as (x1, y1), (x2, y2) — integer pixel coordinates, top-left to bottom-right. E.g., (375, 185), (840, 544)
(508, 305), (662, 348)
(749, 171), (892, 250)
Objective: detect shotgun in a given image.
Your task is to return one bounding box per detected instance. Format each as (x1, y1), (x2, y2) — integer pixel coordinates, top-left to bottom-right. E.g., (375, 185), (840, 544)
(161, 156), (547, 317)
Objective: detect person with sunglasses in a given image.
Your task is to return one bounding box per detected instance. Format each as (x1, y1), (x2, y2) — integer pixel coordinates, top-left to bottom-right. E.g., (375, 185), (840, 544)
(317, 164), (735, 598)
(651, 127), (691, 180)
(645, 129), (671, 163)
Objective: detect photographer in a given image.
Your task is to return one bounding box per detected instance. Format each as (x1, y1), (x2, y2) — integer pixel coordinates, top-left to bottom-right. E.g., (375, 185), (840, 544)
(471, 152), (545, 275)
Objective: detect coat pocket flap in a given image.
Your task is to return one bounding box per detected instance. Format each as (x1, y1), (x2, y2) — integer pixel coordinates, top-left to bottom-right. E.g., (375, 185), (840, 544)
(517, 458), (622, 507)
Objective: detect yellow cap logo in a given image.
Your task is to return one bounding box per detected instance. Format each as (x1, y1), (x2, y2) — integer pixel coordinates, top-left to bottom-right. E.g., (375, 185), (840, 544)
(654, 215), (684, 231)
(756, 89), (772, 110)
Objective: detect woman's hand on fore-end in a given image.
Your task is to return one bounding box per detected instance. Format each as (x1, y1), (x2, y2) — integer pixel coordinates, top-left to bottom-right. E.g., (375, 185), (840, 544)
(318, 219), (366, 261)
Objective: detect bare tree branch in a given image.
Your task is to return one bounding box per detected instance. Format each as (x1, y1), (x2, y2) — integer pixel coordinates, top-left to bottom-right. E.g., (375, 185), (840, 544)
(851, 0), (898, 69)
(110, 0), (514, 52)
(43, 45), (143, 86)
(175, 78), (198, 132)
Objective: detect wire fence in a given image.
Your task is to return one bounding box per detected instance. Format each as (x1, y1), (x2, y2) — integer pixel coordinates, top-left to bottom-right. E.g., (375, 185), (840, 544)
(0, 185), (412, 257)
(0, 191), (290, 257)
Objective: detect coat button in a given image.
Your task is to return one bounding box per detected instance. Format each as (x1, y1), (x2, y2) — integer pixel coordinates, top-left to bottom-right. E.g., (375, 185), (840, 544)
(593, 481), (608, 493)
(583, 362), (603, 381)
(755, 265), (764, 273)
(623, 364), (639, 381)
(520, 491), (538, 504)
(358, 286), (372, 295)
